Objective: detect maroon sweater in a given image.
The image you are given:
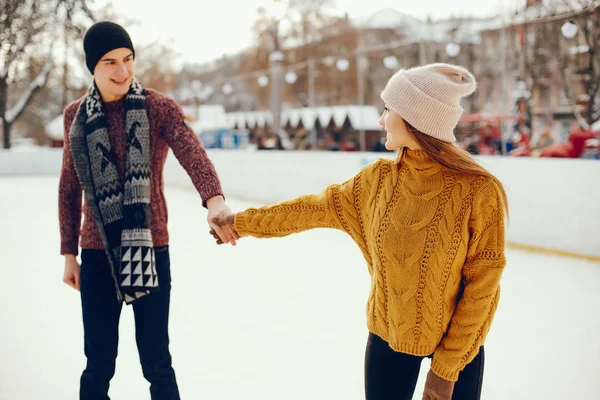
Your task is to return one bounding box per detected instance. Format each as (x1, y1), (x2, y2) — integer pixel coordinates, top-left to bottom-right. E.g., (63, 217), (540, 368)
(59, 89), (223, 255)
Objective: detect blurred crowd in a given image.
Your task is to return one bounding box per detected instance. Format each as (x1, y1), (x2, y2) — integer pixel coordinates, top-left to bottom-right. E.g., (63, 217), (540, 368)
(457, 121), (599, 159)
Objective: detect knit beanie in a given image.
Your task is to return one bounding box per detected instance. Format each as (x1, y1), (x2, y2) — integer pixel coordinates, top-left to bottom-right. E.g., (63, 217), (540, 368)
(380, 63), (477, 142)
(83, 21), (135, 74)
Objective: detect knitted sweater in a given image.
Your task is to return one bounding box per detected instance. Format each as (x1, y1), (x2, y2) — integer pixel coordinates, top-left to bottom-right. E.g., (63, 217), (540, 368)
(59, 89), (223, 255)
(234, 150), (506, 381)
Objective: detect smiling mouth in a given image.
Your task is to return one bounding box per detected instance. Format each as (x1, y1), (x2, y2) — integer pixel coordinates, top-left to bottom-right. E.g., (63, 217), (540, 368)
(112, 78), (128, 84)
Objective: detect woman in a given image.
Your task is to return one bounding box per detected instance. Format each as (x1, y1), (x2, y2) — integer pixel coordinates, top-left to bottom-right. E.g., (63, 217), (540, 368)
(212, 63), (508, 400)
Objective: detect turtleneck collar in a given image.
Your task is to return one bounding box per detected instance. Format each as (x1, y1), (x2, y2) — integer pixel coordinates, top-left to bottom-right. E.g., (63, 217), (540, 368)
(395, 147), (445, 199)
(397, 147), (441, 172)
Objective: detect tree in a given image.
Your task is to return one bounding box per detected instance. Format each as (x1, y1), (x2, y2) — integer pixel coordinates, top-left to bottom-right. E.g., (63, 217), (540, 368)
(250, 0), (338, 53)
(133, 39), (180, 94)
(284, 0), (337, 46)
(558, 0), (600, 128)
(0, 0), (94, 149)
(1, 0), (52, 149)
(57, 0), (95, 110)
(240, 0), (348, 109)
(537, 0), (600, 129)
(252, 6), (283, 53)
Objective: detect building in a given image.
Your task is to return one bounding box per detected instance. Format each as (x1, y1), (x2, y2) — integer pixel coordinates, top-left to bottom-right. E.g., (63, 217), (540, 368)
(478, 0), (599, 141)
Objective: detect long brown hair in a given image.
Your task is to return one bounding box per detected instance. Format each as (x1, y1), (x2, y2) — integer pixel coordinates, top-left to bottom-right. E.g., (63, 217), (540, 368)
(404, 122), (509, 216)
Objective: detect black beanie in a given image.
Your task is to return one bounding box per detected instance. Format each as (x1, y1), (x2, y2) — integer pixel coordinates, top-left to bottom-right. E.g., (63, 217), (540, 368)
(83, 21), (135, 74)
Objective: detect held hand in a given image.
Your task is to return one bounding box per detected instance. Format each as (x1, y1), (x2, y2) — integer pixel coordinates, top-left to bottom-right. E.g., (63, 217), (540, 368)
(422, 369), (455, 400)
(209, 228), (238, 245)
(206, 196), (239, 246)
(63, 255), (81, 291)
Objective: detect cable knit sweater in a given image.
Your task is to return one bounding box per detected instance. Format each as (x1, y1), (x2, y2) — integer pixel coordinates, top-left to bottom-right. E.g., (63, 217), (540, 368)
(234, 150), (506, 381)
(59, 89), (223, 255)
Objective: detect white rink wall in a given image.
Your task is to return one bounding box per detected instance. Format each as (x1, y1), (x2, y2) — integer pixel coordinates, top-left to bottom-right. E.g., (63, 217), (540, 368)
(1, 147), (598, 257)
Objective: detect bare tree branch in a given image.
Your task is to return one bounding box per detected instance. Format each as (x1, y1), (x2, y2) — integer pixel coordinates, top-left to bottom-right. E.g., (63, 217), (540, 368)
(1, 0), (95, 148)
(79, 0), (96, 22)
(5, 21), (46, 70)
(5, 57), (52, 123)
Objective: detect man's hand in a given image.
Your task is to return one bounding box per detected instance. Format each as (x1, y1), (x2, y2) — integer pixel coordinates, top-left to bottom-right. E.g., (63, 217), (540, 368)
(63, 254), (81, 291)
(209, 228), (227, 245)
(422, 369), (455, 400)
(206, 196), (239, 246)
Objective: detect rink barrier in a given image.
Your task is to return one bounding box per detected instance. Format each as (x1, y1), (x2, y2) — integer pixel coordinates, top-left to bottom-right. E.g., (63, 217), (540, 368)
(505, 242), (600, 263)
(1, 148), (598, 261)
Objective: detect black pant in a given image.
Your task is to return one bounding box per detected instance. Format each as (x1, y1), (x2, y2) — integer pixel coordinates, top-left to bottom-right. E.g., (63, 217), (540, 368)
(364, 333), (484, 400)
(79, 247), (180, 400)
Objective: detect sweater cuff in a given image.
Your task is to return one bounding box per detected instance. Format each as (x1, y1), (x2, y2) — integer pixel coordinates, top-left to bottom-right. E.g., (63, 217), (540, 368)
(61, 242), (79, 256)
(430, 359), (460, 382)
(233, 213), (250, 237)
(201, 184), (224, 208)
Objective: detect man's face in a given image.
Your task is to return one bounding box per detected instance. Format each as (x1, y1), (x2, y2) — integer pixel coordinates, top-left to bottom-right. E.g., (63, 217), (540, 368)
(93, 47), (134, 102)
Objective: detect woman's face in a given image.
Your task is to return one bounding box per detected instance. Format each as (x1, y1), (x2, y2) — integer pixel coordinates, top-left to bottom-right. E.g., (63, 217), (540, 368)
(378, 106), (421, 151)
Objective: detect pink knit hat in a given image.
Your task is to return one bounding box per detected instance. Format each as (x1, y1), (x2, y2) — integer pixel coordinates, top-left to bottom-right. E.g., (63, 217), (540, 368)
(380, 63), (477, 142)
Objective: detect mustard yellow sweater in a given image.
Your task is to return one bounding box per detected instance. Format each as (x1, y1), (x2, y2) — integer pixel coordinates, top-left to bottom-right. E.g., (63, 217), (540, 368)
(234, 150), (506, 381)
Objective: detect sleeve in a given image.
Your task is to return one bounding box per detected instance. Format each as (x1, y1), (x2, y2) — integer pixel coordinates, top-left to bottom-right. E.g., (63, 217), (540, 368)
(159, 98), (224, 207)
(431, 179), (507, 382)
(234, 164), (374, 248)
(58, 106), (83, 255)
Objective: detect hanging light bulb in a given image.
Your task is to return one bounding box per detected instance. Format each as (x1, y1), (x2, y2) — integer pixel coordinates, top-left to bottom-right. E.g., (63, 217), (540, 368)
(383, 56), (399, 70)
(285, 71), (297, 84)
(222, 83), (233, 95)
(257, 75), (269, 87)
(191, 79), (202, 92)
(336, 58), (349, 71)
(561, 21), (578, 39)
(445, 42), (461, 57)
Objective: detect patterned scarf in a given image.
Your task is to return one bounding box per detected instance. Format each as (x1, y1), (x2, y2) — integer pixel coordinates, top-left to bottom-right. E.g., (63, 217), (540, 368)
(69, 78), (158, 304)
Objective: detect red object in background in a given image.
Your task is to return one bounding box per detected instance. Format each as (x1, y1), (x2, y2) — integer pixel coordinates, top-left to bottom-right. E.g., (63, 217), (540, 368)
(508, 131), (531, 157)
(509, 145), (532, 157)
(539, 142), (575, 158)
(569, 128), (596, 156)
(519, 28), (526, 47)
(461, 114), (518, 123)
(539, 128), (597, 158)
(341, 139), (358, 151)
(514, 132), (530, 148)
(480, 124), (501, 139)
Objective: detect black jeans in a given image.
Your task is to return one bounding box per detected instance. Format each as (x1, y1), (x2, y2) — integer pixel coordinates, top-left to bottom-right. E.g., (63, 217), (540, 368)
(364, 333), (484, 400)
(79, 246), (180, 400)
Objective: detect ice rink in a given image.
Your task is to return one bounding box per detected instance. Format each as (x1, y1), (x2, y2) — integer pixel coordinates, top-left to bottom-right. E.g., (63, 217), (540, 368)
(1, 176), (599, 399)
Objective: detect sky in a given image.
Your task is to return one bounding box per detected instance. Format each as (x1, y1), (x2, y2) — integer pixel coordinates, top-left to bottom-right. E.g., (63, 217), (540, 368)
(95, 0), (523, 65)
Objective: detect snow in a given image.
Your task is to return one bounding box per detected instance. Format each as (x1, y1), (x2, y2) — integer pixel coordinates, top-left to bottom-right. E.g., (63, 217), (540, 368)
(45, 115), (64, 141)
(5, 60), (52, 124)
(350, 8), (499, 44)
(483, 1), (598, 32)
(351, 7), (423, 31)
(1, 176), (600, 399)
(349, 3), (598, 44)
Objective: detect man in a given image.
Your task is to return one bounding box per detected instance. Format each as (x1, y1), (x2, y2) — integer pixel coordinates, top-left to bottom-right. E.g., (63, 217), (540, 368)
(59, 21), (237, 400)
